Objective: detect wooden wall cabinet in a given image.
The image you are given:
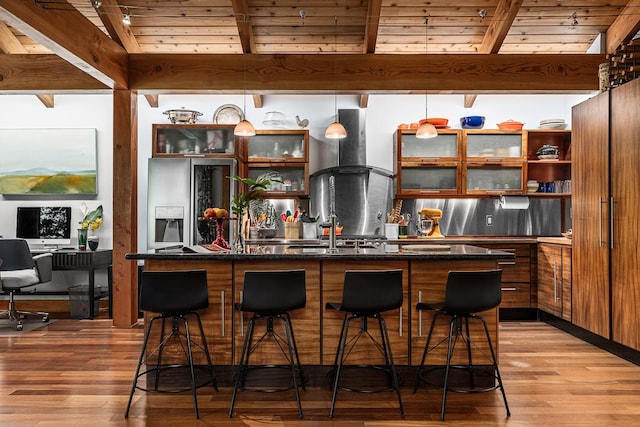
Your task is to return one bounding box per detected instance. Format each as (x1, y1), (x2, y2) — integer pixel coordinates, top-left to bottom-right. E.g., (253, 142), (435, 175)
(245, 130), (310, 197)
(152, 124), (244, 158)
(394, 129), (571, 198)
(394, 130), (462, 196)
(537, 243), (571, 321)
(527, 130), (572, 196)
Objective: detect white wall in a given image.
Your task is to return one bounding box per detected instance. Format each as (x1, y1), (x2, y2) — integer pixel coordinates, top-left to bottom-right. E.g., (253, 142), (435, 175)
(1, 92), (595, 252)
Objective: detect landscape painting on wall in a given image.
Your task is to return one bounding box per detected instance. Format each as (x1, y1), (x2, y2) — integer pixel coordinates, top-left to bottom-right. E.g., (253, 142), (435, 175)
(0, 128), (97, 195)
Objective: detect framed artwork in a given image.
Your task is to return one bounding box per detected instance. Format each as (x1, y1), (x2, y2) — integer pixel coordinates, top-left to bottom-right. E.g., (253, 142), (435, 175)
(0, 128), (97, 195)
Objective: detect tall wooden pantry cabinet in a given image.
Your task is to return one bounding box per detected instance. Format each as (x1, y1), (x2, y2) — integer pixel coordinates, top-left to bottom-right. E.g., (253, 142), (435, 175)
(572, 77), (640, 351)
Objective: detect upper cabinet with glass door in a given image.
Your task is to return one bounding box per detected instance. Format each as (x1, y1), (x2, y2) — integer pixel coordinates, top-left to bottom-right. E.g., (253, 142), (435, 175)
(394, 129), (462, 197)
(463, 130), (526, 161)
(152, 124), (240, 158)
(247, 129), (308, 163)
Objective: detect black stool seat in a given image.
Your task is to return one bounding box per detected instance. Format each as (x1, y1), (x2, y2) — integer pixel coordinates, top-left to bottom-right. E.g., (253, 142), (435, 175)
(125, 270), (217, 419)
(414, 269), (510, 421)
(326, 269), (405, 418)
(229, 269), (306, 419)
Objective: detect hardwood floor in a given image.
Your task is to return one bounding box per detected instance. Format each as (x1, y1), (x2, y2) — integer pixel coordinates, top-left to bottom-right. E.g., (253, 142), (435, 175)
(1, 320), (640, 426)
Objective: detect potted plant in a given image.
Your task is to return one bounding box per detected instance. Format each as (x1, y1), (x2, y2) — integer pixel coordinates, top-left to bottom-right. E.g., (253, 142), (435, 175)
(79, 205), (103, 251)
(230, 172), (281, 252)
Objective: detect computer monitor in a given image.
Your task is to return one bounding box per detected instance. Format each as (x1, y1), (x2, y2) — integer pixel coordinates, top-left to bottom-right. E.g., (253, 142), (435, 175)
(16, 207), (72, 247)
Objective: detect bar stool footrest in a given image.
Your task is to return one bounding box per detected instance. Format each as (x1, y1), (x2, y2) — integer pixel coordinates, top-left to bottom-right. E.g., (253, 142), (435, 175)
(134, 364), (216, 394)
(416, 365), (500, 394)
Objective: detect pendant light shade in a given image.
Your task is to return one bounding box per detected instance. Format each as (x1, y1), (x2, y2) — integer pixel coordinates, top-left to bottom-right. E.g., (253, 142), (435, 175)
(416, 16), (437, 140)
(416, 121), (438, 139)
(325, 121), (347, 139)
(234, 119), (256, 137)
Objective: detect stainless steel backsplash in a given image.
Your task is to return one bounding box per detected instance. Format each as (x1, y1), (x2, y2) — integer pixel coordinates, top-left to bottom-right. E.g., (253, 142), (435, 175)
(401, 198), (567, 236)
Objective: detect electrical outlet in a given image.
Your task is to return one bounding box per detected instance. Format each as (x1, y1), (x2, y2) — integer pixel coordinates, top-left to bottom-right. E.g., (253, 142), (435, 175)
(486, 215), (493, 226)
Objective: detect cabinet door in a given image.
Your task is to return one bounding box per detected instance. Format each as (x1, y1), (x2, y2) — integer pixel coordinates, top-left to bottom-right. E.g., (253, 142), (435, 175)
(322, 260), (409, 366)
(464, 131), (525, 161)
(571, 92), (610, 337)
(464, 163), (524, 194)
(247, 164), (309, 197)
(395, 130), (460, 160)
(611, 78), (640, 350)
(247, 130), (308, 162)
(397, 162), (460, 196)
(537, 244), (562, 317)
(233, 261), (321, 365)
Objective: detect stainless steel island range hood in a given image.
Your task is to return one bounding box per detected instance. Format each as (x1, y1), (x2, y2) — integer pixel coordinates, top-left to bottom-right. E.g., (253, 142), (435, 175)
(310, 109), (394, 239)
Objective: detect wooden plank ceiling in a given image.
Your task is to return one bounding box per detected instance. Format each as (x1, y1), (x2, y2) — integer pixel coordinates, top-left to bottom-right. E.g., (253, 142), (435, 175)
(1, 0), (640, 97)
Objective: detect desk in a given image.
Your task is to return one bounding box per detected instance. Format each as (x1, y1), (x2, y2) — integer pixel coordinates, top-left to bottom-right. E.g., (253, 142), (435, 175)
(34, 249), (112, 319)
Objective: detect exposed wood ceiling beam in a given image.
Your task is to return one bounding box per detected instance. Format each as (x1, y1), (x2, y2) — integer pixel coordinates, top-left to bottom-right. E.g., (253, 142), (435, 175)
(252, 94), (263, 108)
(359, 95), (369, 108)
(364, 0), (382, 54)
(606, 0), (640, 54)
(464, 95), (478, 108)
(95, 0), (156, 107)
(35, 93), (54, 108)
(0, 54), (108, 91)
(479, 0), (525, 54)
(0, 0), (127, 89)
(128, 53), (602, 94)
(231, 0), (254, 54)
(466, 0), (524, 108)
(0, 21), (54, 107)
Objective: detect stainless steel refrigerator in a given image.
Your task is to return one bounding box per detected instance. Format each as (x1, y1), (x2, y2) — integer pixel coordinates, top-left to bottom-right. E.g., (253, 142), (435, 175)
(147, 158), (236, 250)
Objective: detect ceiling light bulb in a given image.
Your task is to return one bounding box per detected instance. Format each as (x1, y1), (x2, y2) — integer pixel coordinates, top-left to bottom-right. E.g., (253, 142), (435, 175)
(416, 122), (438, 139)
(234, 119), (256, 137)
(92, 0), (102, 9)
(122, 9), (131, 25)
(325, 121), (347, 139)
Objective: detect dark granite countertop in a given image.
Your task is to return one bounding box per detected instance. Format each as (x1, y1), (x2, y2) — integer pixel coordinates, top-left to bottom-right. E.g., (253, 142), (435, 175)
(126, 243), (515, 261)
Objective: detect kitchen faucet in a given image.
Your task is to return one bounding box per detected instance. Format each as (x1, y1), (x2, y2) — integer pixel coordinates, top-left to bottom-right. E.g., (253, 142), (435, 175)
(328, 175), (338, 252)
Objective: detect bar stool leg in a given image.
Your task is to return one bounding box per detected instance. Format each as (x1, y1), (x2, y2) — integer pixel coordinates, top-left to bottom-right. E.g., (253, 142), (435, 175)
(329, 313), (352, 418)
(441, 316), (457, 421)
(125, 316), (158, 418)
(194, 311), (218, 391)
(413, 311), (440, 393)
(182, 317), (200, 419)
(281, 315), (304, 418)
(377, 315), (404, 418)
(284, 312), (306, 391)
(229, 315), (256, 418)
(479, 315), (511, 416)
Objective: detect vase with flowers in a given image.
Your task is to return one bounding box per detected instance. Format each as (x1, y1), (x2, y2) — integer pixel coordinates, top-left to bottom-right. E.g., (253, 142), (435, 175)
(230, 172), (281, 253)
(79, 204), (103, 251)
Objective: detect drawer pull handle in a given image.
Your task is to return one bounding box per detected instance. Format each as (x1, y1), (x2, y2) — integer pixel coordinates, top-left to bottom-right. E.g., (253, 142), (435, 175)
(497, 261), (517, 266)
(501, 287), (517, 291)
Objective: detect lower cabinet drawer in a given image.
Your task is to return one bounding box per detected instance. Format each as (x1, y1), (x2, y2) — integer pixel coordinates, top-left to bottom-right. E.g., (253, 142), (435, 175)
(500, 283), (531, 308)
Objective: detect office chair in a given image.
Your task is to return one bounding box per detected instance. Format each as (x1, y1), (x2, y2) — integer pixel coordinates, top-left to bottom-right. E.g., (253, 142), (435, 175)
(0, 239), (52, 331)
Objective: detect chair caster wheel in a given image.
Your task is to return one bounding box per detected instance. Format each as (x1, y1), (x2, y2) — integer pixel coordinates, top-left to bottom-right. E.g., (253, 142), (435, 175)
(16, 323), (23, 331)
(42, 316), (49, 323)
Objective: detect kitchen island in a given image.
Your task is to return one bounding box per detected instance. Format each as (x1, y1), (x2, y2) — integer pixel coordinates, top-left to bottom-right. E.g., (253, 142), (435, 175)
(126, 243), (513, 374)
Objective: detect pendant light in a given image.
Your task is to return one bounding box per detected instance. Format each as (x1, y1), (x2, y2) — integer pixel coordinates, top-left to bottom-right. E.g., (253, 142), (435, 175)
(235, 16), (256, 137)
(416, 16), (438, 139)
(325, 16), (347, 139)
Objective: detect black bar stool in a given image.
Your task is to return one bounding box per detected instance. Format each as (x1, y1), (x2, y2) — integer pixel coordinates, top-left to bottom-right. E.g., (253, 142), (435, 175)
(125, 269), (217, 419)
(325, 269), (405, 418)
(413, 269), (510, 421)
(229, 269), (306, 419)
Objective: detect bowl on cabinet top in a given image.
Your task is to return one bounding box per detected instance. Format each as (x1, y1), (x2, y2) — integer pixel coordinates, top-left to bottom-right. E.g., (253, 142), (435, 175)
(497, 120), (524, 130)
(420, 117), (448, 127)
(460, 116), (485, 129)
